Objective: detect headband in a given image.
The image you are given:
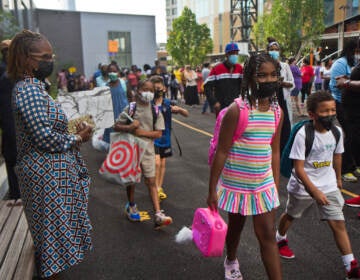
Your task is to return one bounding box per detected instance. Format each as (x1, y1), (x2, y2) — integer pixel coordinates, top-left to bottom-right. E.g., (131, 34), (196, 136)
(268, 41), (280, 48)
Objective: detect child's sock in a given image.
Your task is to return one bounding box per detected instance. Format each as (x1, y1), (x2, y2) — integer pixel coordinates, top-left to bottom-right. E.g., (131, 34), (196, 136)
(276, 230), (286, 242)
(342, 253), (355, 272)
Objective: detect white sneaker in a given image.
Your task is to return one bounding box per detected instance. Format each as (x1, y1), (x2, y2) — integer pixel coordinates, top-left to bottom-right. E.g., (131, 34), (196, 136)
(154, 210), (173, 229)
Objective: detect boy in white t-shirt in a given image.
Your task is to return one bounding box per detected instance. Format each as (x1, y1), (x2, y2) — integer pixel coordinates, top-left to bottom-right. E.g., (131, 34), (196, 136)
(276, 91), (360, 278)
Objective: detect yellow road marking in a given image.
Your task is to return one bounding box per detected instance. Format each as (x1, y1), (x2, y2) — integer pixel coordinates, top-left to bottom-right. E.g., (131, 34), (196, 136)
(341, 188), (358, 198)
(173, 118), (213, 137)
(172, 117), (358, 198)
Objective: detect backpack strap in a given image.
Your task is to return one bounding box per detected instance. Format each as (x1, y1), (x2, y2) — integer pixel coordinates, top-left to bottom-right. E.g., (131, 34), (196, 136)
(304, 121), (315, 157)
(304, 122), (340, 158)
(232, 97), (248, 142)
(330, 125), (341, 148)
(270, 104), (282, 143)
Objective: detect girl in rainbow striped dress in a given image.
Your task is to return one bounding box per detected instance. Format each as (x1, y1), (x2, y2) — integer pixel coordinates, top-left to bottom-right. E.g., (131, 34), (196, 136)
(207, 53), (284, 280)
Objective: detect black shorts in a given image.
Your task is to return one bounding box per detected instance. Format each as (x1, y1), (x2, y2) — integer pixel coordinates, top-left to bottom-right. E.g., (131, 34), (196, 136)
(154, 146), (173, 158)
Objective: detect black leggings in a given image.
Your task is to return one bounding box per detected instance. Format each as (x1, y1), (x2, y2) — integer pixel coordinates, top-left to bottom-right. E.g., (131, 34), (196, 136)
(277, 88), (291, 153)
(301, 82), (311, 103)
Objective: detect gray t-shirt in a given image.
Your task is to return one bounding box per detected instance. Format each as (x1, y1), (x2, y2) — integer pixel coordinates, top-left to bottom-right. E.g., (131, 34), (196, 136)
(117, 101), (165, 144)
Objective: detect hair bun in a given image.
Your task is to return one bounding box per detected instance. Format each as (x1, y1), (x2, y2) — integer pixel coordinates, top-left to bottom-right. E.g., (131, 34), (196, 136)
(267, 37), (277, 44)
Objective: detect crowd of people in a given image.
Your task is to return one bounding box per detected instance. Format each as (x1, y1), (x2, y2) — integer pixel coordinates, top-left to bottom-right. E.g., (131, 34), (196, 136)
(1, 28), (360, 280)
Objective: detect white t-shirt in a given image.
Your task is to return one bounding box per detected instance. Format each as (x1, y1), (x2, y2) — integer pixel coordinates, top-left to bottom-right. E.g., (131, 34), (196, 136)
(320, 66), (331, 79)
(287, 125), (344, 196)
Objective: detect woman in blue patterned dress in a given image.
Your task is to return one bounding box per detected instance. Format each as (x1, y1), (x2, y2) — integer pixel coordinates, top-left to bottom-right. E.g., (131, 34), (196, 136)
(7, 30), (93, 279)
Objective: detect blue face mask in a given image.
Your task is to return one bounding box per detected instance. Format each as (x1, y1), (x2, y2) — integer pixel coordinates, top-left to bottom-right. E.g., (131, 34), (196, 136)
(269, 50), (280, 60)
(228, 54), (238, 65)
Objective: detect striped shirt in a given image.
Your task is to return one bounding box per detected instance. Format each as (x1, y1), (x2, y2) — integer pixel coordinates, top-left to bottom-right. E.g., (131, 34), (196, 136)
(218, 108), (280, 215)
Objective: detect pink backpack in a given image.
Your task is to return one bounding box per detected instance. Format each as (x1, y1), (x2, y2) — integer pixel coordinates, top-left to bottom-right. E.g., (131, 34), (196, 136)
(208, 97), (281, 165)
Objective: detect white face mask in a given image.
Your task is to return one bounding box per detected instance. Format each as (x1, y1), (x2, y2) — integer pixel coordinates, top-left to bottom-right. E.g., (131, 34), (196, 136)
(139, 91), (154, 103)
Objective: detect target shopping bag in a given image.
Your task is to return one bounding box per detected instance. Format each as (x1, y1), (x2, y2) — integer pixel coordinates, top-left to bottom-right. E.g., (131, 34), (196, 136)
(99, 132), (149, 186)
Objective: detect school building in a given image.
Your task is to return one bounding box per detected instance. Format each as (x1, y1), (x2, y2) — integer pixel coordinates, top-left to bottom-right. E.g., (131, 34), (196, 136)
(1, 1), (157, 79)
(35, 9), (157, 79)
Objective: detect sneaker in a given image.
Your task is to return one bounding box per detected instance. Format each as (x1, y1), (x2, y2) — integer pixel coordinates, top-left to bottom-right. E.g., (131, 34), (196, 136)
(342, 173), (358, 182)
(345, 196), (360, 207)
(354, 167), (360, 177)
(277, 239), (295, 259)
(154, 210), (173, 229)
(347, 259), (360, 279)
(158, 187), (167, 201)
(125, 203), (141, 222)
(224, 257), (243, 280)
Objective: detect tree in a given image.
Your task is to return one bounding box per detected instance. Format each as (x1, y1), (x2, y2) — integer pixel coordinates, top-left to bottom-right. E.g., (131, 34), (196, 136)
(167, 7), (213, 66)
(253, 0), (324, 58)
(0, 10), (20, 41)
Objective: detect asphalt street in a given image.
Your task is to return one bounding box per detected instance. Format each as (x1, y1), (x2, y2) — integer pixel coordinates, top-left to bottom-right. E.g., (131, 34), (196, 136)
(62, 103), (360, 280)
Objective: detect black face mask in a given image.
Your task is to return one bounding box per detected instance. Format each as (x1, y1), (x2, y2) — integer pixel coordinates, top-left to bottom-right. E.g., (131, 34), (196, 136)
(101, 70), (107, 76)
(253, 81), (279, 99)
(33, 60), (54, 81)
(318, 114), (336, 131)
(154, 90), (164, 99)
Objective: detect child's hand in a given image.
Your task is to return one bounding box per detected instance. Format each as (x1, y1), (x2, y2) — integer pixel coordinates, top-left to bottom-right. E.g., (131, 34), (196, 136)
(132, 120), (140, 129)
(207, 192), (218, 211)
(171, 105), (180, 113)
(312, 190), (330, 205)
(337, 179), (343, 189)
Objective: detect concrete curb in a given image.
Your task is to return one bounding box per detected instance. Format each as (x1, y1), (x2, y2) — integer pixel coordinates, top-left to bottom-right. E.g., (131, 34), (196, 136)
(0, 163), (9, 200)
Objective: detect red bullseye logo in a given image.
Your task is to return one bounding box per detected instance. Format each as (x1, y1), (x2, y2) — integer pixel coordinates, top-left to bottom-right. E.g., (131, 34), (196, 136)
(102, 141), (139, 176)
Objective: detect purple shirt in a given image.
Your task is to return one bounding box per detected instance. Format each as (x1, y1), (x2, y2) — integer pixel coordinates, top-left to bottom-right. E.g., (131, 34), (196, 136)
(290, 64), (302, 90)
(314, 66), (322, 84)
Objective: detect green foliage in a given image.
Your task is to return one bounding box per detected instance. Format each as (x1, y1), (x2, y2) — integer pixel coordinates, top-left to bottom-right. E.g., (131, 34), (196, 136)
(167, 7), (213, 66)
(253, 0), (325, 57)
(0, 10), (20, 41)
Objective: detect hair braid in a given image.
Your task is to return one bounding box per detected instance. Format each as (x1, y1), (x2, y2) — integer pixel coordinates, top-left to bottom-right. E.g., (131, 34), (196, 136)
(7, 30), (46, 81)
(240, 52), (281, 108)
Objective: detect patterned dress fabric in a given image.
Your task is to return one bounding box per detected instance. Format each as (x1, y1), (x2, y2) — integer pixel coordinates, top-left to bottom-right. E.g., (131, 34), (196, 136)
(217, 108), (280, 215)
(12, 77), (92, 277)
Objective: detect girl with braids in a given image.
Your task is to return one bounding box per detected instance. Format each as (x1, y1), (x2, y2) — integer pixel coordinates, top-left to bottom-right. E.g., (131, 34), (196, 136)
(8, 30), (93, 279)
(207, 53), (283, 280)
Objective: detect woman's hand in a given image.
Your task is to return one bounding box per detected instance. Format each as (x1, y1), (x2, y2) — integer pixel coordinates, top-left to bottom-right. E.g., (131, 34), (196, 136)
(77, 125), (93, 143)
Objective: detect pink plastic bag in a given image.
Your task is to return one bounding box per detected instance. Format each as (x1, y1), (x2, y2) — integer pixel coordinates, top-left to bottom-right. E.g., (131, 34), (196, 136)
(192, 208), (228, 257)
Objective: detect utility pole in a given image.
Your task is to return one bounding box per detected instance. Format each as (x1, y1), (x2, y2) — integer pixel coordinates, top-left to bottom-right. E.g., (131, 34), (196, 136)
(338, 4), (349, 55)
(230, 0), (258, 52)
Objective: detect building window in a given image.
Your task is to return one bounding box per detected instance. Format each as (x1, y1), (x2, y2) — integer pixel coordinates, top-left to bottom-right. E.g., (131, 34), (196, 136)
(166, 9), (170, 16)
(171, 0), (176, 5)
(172, 8), (177, 15)
(348, 0), (359, 17)
(108, 31), (132, 68)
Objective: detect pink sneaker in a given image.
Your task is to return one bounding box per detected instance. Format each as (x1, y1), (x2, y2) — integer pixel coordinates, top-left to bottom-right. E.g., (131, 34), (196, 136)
(345, 196), (360, 207)
(347, 259), (360, 279)
(277, 239), (295, 259)
(224, 257), (243, 280)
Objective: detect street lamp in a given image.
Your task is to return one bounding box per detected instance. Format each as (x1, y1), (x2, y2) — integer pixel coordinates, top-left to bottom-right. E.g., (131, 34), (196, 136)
(338, 4), (349, 54)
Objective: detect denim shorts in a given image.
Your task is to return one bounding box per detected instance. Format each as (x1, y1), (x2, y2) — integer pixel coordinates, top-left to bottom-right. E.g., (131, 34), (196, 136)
(290, 88), (300, 97)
